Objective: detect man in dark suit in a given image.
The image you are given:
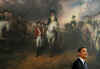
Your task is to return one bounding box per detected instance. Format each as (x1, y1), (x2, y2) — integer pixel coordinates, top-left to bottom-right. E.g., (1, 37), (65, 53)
(72, 47), (88, 69)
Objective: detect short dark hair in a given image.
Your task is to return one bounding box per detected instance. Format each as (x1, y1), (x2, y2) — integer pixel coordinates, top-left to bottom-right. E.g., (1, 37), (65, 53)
(77, 47), (87, 52)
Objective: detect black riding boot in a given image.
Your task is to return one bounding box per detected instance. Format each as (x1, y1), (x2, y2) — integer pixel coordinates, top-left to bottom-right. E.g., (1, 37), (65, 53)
(36, 47), (40, 57)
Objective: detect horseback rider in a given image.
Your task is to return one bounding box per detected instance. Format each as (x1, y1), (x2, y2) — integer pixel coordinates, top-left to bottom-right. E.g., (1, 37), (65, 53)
(47, 9), (58, 48)
(71, 15), (77, 32)
(48, 9), (58, 33)
(48, 9), (58, 25)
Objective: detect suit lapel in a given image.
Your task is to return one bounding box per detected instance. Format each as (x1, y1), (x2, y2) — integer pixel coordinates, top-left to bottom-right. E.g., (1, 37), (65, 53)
(77, 58), (85, 69)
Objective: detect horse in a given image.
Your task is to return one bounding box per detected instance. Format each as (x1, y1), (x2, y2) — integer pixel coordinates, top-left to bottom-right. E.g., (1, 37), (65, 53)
(0, 21), (11, 50)
(96, 30), (100, 52)
(46, 21), (58, 49)
(80, 22), (96, 51)
(0, 21), (10, 39)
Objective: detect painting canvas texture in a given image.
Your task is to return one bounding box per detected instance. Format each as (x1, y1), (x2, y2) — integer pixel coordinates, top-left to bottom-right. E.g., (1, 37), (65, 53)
(0, 0), (100, 69)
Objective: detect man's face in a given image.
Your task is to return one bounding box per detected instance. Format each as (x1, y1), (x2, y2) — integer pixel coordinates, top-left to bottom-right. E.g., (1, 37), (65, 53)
(50, 13), (54, 16)
(79, 48), (88, 59)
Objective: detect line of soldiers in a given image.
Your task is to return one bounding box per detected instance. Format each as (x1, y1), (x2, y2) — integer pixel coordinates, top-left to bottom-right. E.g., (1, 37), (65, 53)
(0, 8), (59, 56)
(33, 21), (47, 47)
(0, 9), (28, 41)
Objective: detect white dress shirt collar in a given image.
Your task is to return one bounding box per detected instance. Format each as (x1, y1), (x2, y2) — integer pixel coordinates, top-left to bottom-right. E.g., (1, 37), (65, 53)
(79, 57), (85, 64)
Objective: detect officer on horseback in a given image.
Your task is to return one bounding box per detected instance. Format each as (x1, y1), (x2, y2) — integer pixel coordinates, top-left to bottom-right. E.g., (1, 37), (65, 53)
(46, 9), (59, 57)
(47, 9), (58, 25)
(71, 15), (77, 32)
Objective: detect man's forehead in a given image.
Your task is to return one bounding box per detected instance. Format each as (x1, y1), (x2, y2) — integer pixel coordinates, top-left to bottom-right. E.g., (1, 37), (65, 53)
(82, 48), (87, 50)
(81, 48), (87, 51)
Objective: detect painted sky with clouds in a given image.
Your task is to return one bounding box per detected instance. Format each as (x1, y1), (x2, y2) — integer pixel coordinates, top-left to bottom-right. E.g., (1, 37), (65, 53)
(59, 0), (100, 23)
(0, 0), (100, 22)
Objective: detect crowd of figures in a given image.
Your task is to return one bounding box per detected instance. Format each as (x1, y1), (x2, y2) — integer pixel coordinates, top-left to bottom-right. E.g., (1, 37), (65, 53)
(1, 9), (100, 57)
(65, 16), (100, 53)
(0, 9), (60, 57)
(31, 11), (59, 57)
(32, 21), (58, 57)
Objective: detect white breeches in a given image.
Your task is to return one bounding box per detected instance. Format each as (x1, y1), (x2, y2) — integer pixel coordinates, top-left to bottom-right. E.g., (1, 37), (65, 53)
(36, 36), (42, 48)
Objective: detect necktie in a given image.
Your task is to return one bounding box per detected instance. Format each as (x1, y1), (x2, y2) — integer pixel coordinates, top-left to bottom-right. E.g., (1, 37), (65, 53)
(84, 62), (88, 69)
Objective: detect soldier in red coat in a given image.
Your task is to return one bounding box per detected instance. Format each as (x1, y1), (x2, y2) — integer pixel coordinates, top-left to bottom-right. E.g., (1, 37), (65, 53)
(34, 23), (41, 39)
(34, 23), (42, 57)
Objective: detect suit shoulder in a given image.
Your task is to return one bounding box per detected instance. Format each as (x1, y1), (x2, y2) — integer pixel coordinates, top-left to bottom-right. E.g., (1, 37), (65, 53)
(72, 59), (80, 65)
(72, 59), (82, 69)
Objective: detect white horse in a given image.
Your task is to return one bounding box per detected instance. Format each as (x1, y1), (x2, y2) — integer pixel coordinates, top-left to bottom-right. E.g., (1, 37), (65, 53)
(0, 21), (10, 40)
(95, 28), (100, 52)
(46, 21), (58, 48)
(80, 22), (97, 50)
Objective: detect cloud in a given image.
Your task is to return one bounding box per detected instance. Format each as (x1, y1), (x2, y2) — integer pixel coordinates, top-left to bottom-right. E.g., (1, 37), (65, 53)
(0, 0), (100, 23)
(0, 0), (61, 19)
(17, 0), (25, 4)
(58, 0), (100, 23)
(80, 0), (100, 18)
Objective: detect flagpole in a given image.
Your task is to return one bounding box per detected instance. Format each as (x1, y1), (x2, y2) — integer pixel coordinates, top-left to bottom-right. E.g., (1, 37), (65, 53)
(86, 0), (89, 22)
(86, 0), (89, 21)
(79, 0), (82, 21)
